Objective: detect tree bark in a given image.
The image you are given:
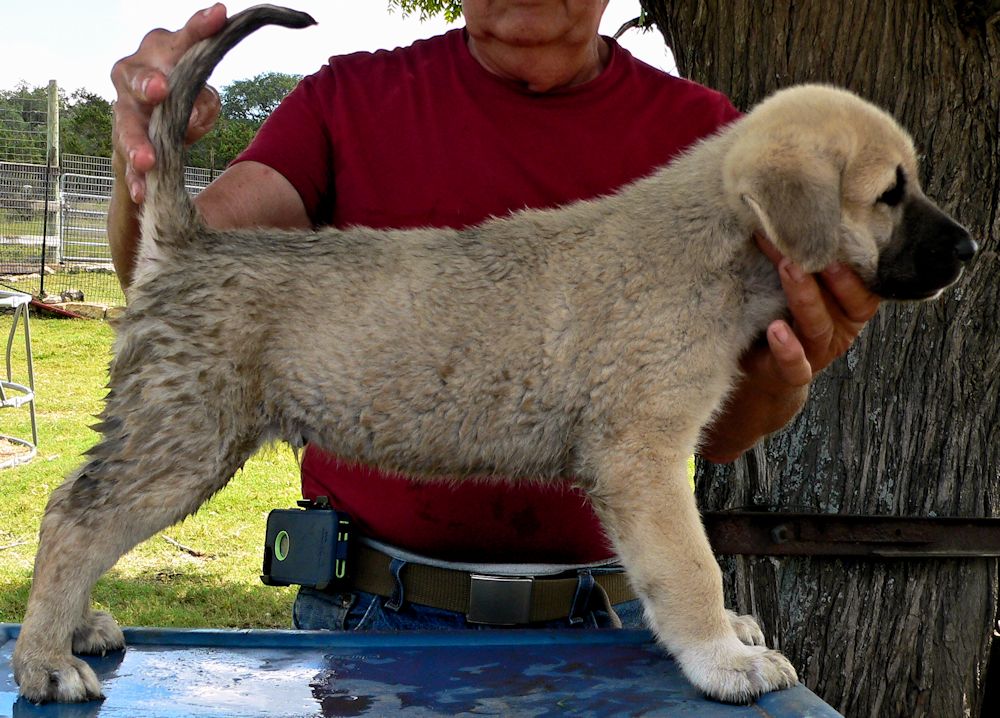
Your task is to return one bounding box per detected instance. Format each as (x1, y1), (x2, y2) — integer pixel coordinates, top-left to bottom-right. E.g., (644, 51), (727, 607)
(641, 2), (1000, 716)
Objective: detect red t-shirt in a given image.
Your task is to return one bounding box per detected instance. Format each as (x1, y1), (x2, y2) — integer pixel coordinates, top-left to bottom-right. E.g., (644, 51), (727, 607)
(236, 28), (740, 563)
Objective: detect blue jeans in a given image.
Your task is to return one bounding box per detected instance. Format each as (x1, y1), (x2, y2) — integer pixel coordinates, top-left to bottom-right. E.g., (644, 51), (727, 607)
(293, 586), (645, 631)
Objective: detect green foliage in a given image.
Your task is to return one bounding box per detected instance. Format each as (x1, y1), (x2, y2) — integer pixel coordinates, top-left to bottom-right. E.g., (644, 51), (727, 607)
(387, 0), (463, 22)
(1, 71), (300, 172)
(61, 90), (113, 157)
(0, 83), (112, 162)
(188, 72), (301, 171)
(221, 72), (300, 124)
(0, 83), (53, 164)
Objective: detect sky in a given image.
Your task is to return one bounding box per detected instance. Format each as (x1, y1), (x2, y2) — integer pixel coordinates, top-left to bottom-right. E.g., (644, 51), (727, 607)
(0, 1), (676, 100)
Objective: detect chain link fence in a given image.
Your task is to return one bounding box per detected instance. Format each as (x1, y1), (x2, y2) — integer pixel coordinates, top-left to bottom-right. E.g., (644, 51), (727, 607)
(1, 86), (220, 309)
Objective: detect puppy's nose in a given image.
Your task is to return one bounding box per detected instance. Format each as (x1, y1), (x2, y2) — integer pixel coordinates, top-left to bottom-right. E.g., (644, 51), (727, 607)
(953, 234), (978, 263)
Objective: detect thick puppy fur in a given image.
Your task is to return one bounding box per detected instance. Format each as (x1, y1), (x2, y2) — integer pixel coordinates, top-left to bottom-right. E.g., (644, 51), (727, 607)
(14, 4), (976, 705)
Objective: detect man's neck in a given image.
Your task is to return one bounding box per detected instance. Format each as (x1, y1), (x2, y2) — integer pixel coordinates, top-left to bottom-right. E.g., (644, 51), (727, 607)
(466, 34), (611, 93)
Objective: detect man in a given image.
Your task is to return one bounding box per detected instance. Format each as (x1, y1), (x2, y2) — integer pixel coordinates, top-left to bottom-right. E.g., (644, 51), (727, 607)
(109, 1), (879, 630)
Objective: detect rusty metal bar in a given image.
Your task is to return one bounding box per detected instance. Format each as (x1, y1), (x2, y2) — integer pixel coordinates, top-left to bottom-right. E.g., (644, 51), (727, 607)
(702, 511), (1000, 558)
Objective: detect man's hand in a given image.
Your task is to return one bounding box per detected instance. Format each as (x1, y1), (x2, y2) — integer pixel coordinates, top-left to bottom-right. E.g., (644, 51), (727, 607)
(699, 234), (881, 463)
(110, 3), (228, 205)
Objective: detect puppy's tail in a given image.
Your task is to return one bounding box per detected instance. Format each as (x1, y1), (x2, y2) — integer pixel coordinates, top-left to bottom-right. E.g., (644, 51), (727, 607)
(143, 5), (316, 248)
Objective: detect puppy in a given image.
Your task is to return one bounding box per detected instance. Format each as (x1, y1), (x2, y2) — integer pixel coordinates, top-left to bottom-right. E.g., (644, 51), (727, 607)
(13, 4), (976, 705)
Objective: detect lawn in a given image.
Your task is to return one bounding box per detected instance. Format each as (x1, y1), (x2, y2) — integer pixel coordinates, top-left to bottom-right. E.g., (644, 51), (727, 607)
(0, 314), (301, 628)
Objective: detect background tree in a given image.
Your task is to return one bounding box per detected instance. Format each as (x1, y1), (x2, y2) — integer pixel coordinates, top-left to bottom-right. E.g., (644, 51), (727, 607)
(188, 71), (300, 172)
(0, 84), (112, 161)
(220, 72), (302, 125)
(61, 90), (113, 157)
(638, 2), (999, 716)
(389, 0), (462, 22)
(0, 83), (53, 164)
(0, 71), (299, 171)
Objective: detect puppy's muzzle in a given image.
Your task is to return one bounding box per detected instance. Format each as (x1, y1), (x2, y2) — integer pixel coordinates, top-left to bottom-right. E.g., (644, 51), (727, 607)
(873, 197), (978, 300)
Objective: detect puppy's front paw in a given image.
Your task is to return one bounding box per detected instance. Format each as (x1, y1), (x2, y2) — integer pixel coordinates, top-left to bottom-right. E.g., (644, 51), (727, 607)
(726, 609), (765, 646)
(14, 653), (104, 704)
(678, 636), (798, 704)
(73, 611), (125, 655)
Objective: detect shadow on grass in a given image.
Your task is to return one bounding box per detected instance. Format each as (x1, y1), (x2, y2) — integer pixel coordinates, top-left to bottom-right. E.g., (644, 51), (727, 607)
(1, 573), (298, 630)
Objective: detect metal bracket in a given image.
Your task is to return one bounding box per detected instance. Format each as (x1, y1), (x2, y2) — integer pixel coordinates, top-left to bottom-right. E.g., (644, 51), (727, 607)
(703, 511), (1000, 558)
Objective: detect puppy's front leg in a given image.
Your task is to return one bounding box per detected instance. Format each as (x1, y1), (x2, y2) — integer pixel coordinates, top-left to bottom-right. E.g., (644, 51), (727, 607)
(589, 432), (797, 703)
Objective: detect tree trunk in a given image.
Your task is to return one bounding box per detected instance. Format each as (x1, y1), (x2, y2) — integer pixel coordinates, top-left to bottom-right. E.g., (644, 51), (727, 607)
(641, 2), (1000, 716)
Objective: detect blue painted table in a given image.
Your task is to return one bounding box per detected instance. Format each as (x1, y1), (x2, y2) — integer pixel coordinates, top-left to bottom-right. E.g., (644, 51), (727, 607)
(1, 625), (841, 717)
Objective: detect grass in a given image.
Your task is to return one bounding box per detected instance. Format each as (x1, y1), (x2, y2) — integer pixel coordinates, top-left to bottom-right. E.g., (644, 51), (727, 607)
(0, 314), (301, 628)
(38, 268), (128, 309)
(0, 209), (57, 239)
(0, 203), (164, 308)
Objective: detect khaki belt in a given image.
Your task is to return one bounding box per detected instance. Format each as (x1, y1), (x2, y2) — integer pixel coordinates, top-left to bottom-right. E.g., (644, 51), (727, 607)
(347, 544), (636, 625)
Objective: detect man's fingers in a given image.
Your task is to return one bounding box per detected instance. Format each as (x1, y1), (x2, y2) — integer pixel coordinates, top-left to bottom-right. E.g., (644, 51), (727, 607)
(821, 263), (881, 325)
(109, 3), (228, 197)
(176, 4), (229, 49)
(766, 321), (813, 387)
(115, 107), (156, 165)
(778, 258), (835, 349)
(119, 5), (226, 103)
(130, 70), (169, 106)
(124, 167), (145, 205)
(185, 85), (222, 144)
(753, 232), (784, 266)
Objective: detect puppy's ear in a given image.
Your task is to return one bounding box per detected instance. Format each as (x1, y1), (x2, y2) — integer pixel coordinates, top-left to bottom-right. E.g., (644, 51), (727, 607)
(724, 136), (844, 272)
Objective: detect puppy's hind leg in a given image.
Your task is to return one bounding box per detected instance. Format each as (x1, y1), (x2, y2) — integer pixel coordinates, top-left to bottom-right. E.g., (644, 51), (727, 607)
(588, 428), (797, 703)
(13, 407), (262, 703)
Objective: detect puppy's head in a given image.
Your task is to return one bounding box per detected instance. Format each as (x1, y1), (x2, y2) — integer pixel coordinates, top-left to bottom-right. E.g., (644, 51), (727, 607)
(723, 84), (977, 300)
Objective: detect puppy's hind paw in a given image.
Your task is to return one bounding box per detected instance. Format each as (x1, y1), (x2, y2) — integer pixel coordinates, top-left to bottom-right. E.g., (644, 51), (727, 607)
(15, 654), (104, 704)
(73, 611), (125, 655)
(679, 636), (798, 704)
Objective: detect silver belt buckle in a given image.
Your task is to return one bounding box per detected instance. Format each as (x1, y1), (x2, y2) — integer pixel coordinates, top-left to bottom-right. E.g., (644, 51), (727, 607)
(467, 574), (534, 625)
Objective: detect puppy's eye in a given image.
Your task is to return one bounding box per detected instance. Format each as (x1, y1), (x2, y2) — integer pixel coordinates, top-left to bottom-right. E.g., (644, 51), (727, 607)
(877, 166), (906, 207)
(877, 184), (904, 207)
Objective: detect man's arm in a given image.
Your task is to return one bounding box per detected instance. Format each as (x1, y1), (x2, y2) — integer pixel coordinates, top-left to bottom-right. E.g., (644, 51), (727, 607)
(699, 235), (881, 463)
(109, 159), (311, 288)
